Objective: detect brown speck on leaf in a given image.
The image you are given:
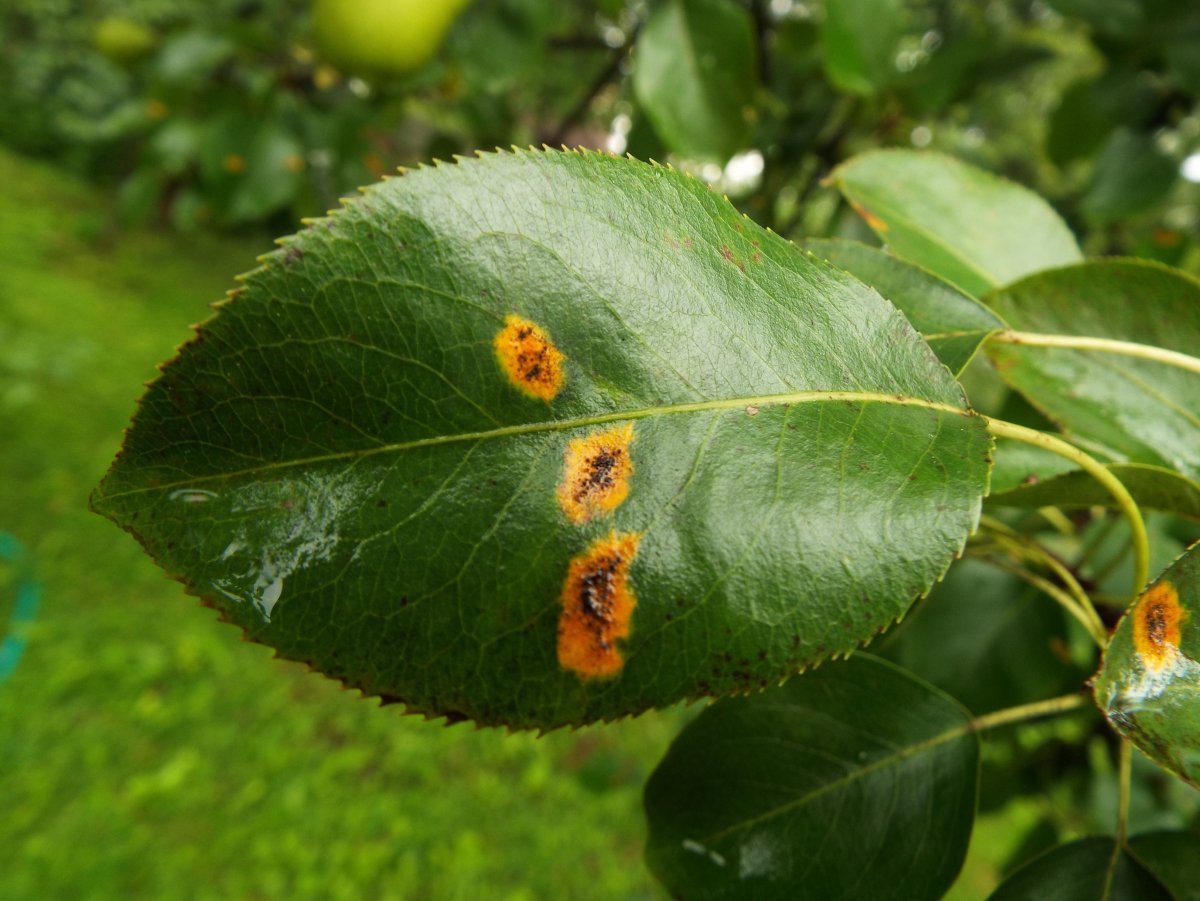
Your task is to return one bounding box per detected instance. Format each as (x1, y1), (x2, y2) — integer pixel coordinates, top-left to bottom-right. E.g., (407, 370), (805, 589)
(745, 405), (760, 416)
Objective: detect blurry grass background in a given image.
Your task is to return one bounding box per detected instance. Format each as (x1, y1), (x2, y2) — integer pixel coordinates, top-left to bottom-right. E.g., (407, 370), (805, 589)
(0, 145), (685, 900)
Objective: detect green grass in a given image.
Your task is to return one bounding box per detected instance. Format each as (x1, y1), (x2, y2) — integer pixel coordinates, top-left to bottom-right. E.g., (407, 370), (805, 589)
(0, 147), (683, 900)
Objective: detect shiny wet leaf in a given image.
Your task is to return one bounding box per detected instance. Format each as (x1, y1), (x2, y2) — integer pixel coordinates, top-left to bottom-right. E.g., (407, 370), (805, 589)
(987, 836), (1171, 900)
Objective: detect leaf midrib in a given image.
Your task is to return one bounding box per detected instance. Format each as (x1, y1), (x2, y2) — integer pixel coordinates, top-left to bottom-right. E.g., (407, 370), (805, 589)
(97, 389), (971, 502)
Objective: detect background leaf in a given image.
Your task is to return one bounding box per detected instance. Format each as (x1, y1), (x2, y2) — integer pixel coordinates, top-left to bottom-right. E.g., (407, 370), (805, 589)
(1129, 829), (1200, 900)
(91, 150), (991, 730)
(1081, 130), (1178, 225)
(1095, 541), (1200, 788)
(803, 237), (1003, 375)
(819, 0), (904, 97)
(987, 260), (1200, 483)
(643, 654), (978, 901)
(988, 836), (1171, 900)
(832, 150), (1083, 297)
(632, 0), (757, 162)
(987, 460), (1200, 521)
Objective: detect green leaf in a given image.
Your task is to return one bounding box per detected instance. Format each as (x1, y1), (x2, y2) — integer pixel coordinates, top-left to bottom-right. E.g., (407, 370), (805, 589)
(988, 836), (1171, 900)
(878, 559), (1083, 715)
(1129, 830), (1200, 900)
(988, 461), (1200, 521)
(820, 0), (904, 96)
(832, 150), (1083, 298)
(1081, 130), (1178, 225)
(632, 0), (757, 161)
(91, 149), (991, 730)
(803, 238), (1003, 375)
(643, 654), (978, 901)
(1095, 542), (1200, 788)
(987, 260), (1200, 483)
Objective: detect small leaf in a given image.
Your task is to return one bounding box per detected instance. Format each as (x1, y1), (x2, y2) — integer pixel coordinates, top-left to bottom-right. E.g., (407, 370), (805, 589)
(878, 558), (1084, 714)
(1094, 542), (1200, 788)
(987, 260), (1200, 483)
(1129, 830), (1200, 901)
(803, 237), (1003, 374)
(988, 836), (1171, 900)
(91, 150), (991, 730)
(1081, 130), (1177, 225)
(820, 0), (904, 96)
(832, 150), (1083, 297)
(633, 0), (757, 161)
(988, 461), (1200, 521)
(643, 654), (978, 901)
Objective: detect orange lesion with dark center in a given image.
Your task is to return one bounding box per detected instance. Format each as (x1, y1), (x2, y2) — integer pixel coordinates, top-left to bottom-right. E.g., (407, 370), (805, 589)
(557, 423), (634, 523)
(493, 314), (565, 401)
(558, 532), (642, 679)
(1133, 581), (1187, 672)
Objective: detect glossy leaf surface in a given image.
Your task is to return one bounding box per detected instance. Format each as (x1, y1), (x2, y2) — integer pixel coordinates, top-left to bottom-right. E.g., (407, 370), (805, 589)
(632, 0), (756, 162)
(832, 150), (1082, 297)
(803, 237), (1003, 375)
(988, 837), (1171, 900)
(643, 654), (978, 901)
(1095, 543), (1200, 788)
(1128, 830), (1200, 901)
(988, 260), (1200, 483)
(92, 150), (990, 730)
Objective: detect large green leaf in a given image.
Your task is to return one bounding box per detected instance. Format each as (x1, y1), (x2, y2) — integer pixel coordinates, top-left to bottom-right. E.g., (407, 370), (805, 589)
(91, 149), (991, 730)
(643, 654), (978, 901)
(1095, 542), (1200, 788)
(988, 837), (1171, 900)
(632, 0), (757, 162)
(832, 150), (1083, 297)
(987, 260), (1200, 483)
(803, 237), (1003, 375)
(820, 0), (904, 96)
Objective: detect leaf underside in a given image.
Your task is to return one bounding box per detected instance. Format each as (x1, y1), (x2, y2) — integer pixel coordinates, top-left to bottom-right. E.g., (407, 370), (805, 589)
(92, 149), (990, 730)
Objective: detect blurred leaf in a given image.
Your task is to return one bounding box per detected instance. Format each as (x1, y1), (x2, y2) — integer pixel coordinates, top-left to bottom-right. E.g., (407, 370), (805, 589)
(91, 150), (991, 730)
(877, 558), (1083, 715)
(1047, 80), (1117, 168)
(643, 654), (978, 901)
(832, 151), (1083, 297)
(1046, 0), (1145, 35)
(988, 462), (1200, 521)
(987, 260), (1200, 482)
(1082, 130), (1177, 225)
(988, 836), (1171, 899)
(633, 0), (757, 161)
(803, 238), (1003, 374)
(1129, 830), (1200, 900)
(819, 0), (904, 97)
(1095, 542), (1200, 789)
(226, 123), (304, 223)
(153, 31), (235, 84)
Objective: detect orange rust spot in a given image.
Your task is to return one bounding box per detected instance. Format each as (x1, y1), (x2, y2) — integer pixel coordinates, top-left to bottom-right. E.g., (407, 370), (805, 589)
(849, 199), (889, 232)
(493, 314), (565, 401)
(1133, 582), (1187, 672)
(557, 423), (634, 524)
(557, 532), (642, 679)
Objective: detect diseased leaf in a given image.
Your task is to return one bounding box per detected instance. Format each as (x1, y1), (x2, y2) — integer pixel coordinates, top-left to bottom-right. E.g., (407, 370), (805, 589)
(987, 260), (1200, 483)
(1095, 542), (1200, 788)
(643, 654), (978, 901)
(91, 149), (991, 730)
(988, 836), (1171, 900)
(632, 0), (757, 162)
(820, 0), (904, 96)
(832, 150), (1082, 297)
(803, 237), (1003, 375)
(1129, 830), (1200, 901)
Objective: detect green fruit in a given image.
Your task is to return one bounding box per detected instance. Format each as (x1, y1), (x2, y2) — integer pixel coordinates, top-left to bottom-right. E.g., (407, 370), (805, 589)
(92, 16), (157, 64)
(312, 0), (472, 76)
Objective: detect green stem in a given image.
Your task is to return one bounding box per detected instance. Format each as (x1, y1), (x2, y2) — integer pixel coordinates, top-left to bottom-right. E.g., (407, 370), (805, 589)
(984, 418), (1149, 600)
(969, 692), (1089, 732)
(1117, 739), (1132, 846)
(989, 330), (1200, 376)
(985, 555), (1107, 647)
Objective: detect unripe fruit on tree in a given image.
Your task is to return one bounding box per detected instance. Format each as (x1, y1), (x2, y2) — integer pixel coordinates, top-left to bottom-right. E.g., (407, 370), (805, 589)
(312, 0), (473, 76)
(92, 16), (157, 64)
